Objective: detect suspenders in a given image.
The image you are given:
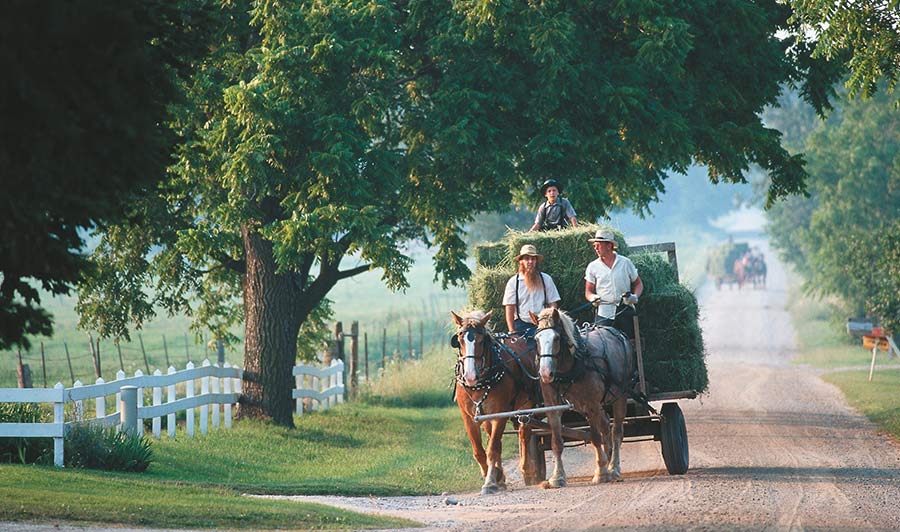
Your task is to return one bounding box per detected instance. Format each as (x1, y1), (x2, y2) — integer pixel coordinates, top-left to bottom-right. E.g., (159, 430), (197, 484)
(514, 273), (548, 321)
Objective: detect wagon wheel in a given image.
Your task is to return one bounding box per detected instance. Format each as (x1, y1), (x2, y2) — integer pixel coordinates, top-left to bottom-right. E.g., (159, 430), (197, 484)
(522, 433), (546, 485)
(659, 402), (689, 475)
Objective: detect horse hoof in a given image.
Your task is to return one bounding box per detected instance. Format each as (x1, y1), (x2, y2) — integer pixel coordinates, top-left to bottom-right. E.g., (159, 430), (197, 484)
(547, 478), (566, 489)
(481, 485), (500, 495)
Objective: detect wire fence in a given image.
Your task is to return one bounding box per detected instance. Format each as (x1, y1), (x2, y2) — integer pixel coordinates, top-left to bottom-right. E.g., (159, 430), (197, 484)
(2, 293), (470, 389)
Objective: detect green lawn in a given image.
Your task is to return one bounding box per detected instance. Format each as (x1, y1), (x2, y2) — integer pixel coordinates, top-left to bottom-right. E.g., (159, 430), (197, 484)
(786, 285), (900, 440)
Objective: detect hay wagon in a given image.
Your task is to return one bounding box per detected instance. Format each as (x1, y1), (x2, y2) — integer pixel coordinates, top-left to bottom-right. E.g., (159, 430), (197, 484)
(706, 240), (749, 290)
(475, 242), (698, 482)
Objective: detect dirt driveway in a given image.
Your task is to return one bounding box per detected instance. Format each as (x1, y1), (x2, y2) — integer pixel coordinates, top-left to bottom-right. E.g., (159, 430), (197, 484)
(280, 240), (900, 531)
(8, 240), (900, 532)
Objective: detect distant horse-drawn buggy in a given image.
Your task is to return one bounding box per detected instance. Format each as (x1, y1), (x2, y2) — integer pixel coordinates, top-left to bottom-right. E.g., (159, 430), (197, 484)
(707, 240), (766, 290)
(454, 236), (704, 493)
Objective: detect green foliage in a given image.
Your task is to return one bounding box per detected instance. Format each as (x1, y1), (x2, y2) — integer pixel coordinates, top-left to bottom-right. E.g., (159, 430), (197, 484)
(768, 90), (900, 331)
(0, 1), (211, 350)
(0, 404), (50, 464)
(789, 0), (900, 101)
(65, 424), (153, 472)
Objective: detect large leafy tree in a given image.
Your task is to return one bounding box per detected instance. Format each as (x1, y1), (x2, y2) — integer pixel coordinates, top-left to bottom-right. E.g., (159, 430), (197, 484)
(768, 90), (900, 331)
(80, 0), (838, 426)
(0, 1), (212, 350)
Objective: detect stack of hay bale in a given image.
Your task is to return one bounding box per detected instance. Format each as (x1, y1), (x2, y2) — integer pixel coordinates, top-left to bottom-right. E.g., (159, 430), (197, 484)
(469, 224), (708, 394)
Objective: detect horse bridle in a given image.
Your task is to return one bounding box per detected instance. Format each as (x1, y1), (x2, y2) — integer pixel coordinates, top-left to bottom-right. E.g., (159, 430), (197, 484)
(453, 325), (505, 391)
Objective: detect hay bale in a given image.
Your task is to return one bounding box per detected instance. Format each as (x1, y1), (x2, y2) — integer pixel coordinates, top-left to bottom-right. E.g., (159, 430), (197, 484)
(468, 227), (708, 394)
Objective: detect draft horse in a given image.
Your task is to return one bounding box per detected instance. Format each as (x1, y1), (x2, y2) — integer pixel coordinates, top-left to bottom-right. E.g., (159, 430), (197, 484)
(451, 310), (540, 494)
(530, 308), (634, 486)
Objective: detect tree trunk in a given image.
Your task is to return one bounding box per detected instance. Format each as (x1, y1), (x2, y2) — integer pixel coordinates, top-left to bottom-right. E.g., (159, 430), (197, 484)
(239, 225), (306, 427)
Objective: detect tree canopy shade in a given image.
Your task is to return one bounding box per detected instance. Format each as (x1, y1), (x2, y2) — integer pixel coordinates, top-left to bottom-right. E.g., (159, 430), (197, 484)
(79, 0), (839, 425)
(0, 1), (210, 350)
(767, 90), (900, 331)
(789, 0), (900, 101)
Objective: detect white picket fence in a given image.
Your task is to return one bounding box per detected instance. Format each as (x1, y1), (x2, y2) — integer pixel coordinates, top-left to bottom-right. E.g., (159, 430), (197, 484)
(293, 360), (345, 415)
(1, 359), (345, 467)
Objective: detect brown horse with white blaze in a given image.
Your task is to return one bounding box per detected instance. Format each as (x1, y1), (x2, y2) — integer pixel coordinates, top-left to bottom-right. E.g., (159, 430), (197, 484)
(451, 309), (540, 494)
(530, 308), (634, 486)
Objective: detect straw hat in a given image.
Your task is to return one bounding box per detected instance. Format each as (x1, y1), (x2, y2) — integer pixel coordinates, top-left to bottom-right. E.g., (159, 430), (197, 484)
(587, 229), (618, 249)
(514, 244), (544, 261)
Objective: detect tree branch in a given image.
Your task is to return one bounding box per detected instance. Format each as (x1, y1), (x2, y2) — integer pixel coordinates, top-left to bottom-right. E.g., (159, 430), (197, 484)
(336, 263), (372, 281)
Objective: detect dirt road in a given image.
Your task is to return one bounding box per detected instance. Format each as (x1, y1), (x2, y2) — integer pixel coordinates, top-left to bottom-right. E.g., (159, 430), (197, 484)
(9, 241), (900, 532)
(284, 241), (900, 531)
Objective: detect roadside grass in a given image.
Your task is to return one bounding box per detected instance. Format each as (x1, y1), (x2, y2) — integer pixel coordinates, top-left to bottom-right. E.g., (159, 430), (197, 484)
(785, 284), (900, 441)
(0, 465), (416, 529)
(820, 369), (900, 440)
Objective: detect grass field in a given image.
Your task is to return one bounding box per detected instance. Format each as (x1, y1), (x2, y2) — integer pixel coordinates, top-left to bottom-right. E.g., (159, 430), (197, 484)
(785, 283), (900, 441)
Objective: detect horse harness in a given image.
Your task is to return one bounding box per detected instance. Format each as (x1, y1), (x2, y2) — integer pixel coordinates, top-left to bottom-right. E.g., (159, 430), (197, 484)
(537, 320), (630, 405)
(452, 326), (540, 417)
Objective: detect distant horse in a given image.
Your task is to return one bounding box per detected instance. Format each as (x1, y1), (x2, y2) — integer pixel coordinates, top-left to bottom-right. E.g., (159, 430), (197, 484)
(451, 310), (540, 494)
(733, 258), (746, 290)
(746, 255), (767, 289)
(530, 308), (633, 486)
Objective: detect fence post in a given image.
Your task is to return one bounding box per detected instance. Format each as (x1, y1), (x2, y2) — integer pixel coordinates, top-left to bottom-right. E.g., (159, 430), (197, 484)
(185, 361), (195, 438)
(115, 369), (125, 412)
(212, 362), (221, 428)
(64, 342), (75, 385)
(73, 380), (84, 421)
(224, 362), (233, 429)
(134, 370), (144, 421)
(152, 369), (162, 439)
(200, 359), (210, 435)
(40, 342), (48, 387)
(53, 382), (65, 467)
(349, 321), (359, 397)
(167, 366), (176, 439)
(120, 386), (138, 437)
(382, 328), (387, 371)
(163, 334), (171, 368)
(364, 332), (369, 381)
(335, 359), (344, 405)
(138, 333), (150, 374)
(88, 333), (101, 379)
(95, 377), (106, 421)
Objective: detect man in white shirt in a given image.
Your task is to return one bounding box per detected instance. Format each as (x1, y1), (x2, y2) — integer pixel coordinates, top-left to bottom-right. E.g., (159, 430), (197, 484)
(503, 244), (561, 336)
(584, 229), (643, 338)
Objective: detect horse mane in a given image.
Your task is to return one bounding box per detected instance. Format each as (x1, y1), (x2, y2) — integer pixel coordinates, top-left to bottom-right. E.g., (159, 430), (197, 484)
(537, 308), (578, 349)
(458, 309), (495, 333)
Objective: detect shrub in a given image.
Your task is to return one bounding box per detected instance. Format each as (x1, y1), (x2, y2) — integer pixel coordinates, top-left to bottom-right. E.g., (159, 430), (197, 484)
(0, 403), (51, 464)
(65, 424), (153, 472)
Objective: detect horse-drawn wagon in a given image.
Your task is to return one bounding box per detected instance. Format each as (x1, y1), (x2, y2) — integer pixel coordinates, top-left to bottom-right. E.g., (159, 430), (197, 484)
(458, 234), (706, 490)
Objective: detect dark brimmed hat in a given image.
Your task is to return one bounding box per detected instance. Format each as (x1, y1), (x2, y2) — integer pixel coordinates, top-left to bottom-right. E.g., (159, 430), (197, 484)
(514, 244), (544, 261)
(539, 179), (562, 196)
(587, 229), (618, 248)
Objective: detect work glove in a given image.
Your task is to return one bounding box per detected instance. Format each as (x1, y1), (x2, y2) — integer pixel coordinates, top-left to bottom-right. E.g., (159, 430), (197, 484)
(622, 291), (639, 306)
